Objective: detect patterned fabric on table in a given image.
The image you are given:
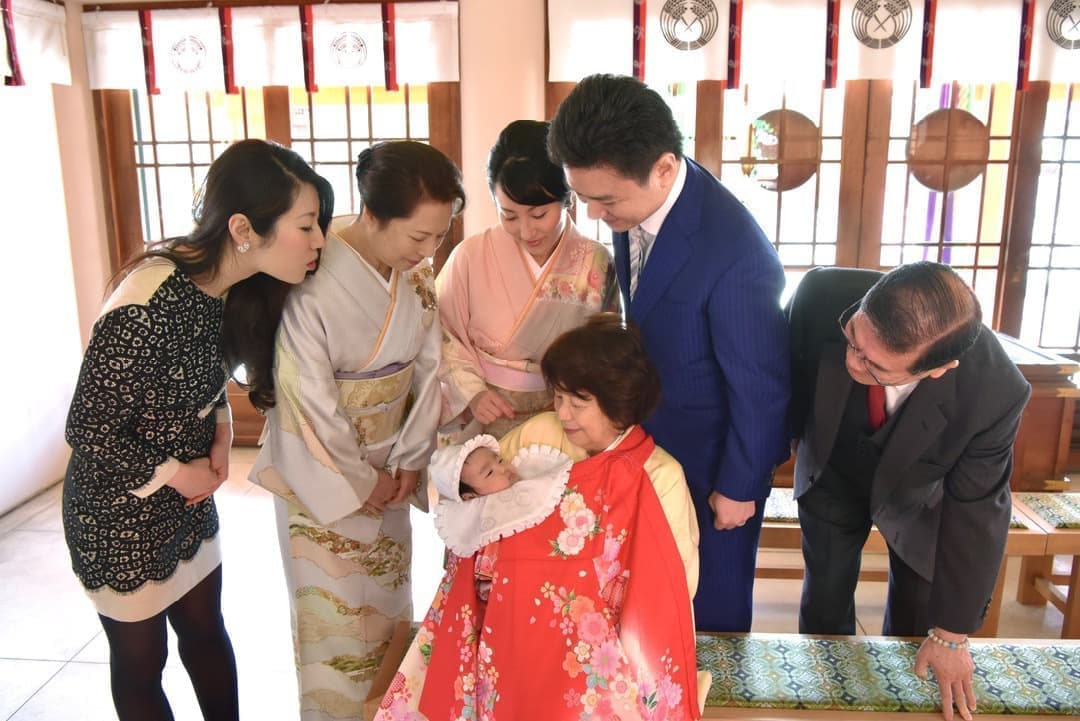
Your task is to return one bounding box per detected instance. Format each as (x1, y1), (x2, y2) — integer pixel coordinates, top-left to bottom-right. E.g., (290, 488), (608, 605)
(1018, 493), (1080, 529)
(768, 488), (1027, 528)
(764, 487), (799, 522)
(697, 635), (1080, 714)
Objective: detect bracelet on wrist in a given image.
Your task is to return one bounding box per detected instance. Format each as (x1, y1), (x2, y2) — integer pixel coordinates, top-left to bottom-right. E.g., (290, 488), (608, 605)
(926, 628), (969, 650)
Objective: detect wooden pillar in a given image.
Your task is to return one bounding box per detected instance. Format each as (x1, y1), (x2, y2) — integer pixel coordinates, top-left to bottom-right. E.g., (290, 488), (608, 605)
(997, 81), (1049, 336)
(93, 89), (144, 274)
(429, 81), (463, 274)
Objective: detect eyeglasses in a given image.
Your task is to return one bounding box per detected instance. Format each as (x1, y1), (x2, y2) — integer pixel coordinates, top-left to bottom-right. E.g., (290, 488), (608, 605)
(837, 302), (913, 387)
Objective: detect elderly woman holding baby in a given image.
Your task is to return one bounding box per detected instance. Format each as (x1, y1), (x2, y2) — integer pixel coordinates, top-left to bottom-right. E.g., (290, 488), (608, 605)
(377, 313), (703, 721)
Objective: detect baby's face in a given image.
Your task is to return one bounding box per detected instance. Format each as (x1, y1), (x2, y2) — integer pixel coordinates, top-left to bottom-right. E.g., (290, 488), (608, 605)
(461, 447), (520, 497)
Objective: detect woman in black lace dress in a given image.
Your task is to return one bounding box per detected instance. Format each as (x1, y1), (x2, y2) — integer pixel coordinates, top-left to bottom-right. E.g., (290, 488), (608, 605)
(63, 139), (333, 721)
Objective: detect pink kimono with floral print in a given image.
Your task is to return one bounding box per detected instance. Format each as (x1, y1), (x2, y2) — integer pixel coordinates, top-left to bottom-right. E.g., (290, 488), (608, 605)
(436, 222), (617, 438)
(375, 426), (700, 721)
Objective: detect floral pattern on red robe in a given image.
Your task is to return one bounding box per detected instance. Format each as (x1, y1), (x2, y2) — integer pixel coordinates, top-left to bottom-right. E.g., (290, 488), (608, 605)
(375, 426), (700, 721)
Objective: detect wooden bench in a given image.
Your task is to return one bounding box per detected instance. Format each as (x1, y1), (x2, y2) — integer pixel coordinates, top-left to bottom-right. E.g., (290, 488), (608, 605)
(1013, 492), (1080, 638)
(365, 623), (1080, 719)
(756, 488), (1050, 638)
(758, 487), (888, 582)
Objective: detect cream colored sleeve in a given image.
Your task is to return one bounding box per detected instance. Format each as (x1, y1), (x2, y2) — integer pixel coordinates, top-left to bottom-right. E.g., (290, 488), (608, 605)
(498, 412), (587, 463)
(643, 446), (700, 598)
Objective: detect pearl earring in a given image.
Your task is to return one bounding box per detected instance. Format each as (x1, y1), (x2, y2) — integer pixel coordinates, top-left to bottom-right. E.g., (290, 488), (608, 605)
(237, 241), (251, 254)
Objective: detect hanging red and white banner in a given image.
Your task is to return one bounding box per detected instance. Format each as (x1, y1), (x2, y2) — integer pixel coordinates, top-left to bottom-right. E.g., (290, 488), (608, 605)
(381, 2), (396, 90)
(218, 8), (236, 93)
(1, 0), (14, 81)
(740, 0), (827, 89)
(150, 8), (225, 93)
(632, 0), (645, 80)
(395, 1), (459, 83)
(9, 0), (69, 86)
(82, 10), (143, 90)
(230, 7), (303, 89)
(644, 0), (730, 84)
(837, 0), (925, 83)
(928, 0), (1022, 84)
(1027, 0), (1080, 82)
(311, 3), (385, 89)
(548, 0), (632, 82)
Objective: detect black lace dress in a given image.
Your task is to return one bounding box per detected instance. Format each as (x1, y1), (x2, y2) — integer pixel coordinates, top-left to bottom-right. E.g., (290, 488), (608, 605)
(62, 262), (228, 621)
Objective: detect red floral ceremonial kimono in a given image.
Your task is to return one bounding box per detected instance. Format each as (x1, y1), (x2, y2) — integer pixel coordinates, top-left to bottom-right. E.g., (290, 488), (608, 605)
(375, 426), (699, 721)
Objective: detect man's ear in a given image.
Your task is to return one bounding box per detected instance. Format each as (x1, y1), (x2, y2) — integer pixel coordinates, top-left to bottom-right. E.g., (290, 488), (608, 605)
(650, 152), (679, 190)
(925, 359), (960, 380)
(228, 213), (255, 247)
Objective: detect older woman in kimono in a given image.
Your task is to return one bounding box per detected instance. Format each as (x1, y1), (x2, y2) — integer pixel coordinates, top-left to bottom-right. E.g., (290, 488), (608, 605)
(376, 314), (704, 721)
(438, 120), (619, 439)
(250, 141), (466, 720)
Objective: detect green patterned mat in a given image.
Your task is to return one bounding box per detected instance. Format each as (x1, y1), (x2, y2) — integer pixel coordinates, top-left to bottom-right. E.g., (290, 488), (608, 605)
(1018, 493), (1080, 529)
(766, 488), (1027, 528)
(698, 635), (1080, 714)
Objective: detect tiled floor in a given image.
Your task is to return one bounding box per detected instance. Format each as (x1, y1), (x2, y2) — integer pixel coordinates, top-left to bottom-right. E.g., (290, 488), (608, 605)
(0, 448), (1067, 720)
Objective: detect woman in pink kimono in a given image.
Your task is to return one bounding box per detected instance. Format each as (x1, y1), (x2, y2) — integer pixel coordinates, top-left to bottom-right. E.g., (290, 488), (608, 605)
(438, 120), (619, 439)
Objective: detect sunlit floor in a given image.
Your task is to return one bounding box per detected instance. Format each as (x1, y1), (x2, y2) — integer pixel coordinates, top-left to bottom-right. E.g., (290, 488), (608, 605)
(0, 448), (1067, 720)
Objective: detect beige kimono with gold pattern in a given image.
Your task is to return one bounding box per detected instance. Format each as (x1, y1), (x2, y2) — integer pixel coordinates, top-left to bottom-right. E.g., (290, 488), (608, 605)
(251, 221), (440, 721)
(437, 221), (616, 439)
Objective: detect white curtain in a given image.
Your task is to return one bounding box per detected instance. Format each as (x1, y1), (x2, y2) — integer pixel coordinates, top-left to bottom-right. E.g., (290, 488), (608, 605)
(1028, 0), (1080, 82)
(82, 10), (143, 90)
(10, 0), (70, 86)
(151, 8), (225, 93)
(231, 7), (303, 88)
(739, 0), (827, 89)
(311, 3), (385, 89)
(837, 0), (924, 83)
(548, 0), (632, 81)
(644, 0), (729, 84)
(395, 1), (460, 83)
(930, 0), (1022, 84)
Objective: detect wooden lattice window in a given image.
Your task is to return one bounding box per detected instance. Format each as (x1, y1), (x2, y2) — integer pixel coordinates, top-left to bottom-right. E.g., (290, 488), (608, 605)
(1020, 82), (1080, 358)
(132, 89), (264, 243)
(288, 84), (430, 216)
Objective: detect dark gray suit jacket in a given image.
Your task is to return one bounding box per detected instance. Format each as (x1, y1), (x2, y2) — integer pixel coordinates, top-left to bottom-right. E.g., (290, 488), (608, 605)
(787, 267), (1031, 633)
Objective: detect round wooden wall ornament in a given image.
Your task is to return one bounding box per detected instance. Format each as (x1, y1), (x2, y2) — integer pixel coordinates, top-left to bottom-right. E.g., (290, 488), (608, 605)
(906, 108), (990, 192)
(740, 109), (821, 192)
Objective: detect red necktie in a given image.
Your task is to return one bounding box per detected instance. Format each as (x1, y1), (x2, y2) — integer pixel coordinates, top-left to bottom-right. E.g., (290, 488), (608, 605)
(867, 384), (887, 431)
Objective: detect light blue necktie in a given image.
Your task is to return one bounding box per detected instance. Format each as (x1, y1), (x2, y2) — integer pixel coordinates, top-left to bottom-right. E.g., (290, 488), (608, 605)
(628, 226), (649, 299)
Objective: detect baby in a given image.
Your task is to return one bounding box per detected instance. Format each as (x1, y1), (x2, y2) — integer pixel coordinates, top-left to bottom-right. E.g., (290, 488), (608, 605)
(447, 436), (518, 498)
(428, 434), (572, 559)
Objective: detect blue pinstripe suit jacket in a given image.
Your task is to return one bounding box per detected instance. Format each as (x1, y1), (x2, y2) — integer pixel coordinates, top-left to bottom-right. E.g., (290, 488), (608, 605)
(614, 158), (790, 502)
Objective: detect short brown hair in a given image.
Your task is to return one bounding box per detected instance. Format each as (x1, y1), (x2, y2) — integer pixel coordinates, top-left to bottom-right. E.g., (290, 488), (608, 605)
(541, 313), (660, 430)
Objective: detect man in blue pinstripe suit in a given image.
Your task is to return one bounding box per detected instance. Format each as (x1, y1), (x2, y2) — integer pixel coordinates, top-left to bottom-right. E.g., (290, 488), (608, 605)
(549, 74), (791, 631)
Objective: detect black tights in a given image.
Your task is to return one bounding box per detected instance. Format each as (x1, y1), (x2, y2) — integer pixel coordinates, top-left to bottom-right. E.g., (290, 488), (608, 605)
(98, 565), (239, 721)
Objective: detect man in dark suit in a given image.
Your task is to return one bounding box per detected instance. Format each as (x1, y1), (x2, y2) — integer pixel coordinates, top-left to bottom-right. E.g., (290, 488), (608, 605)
(548, 74), (790, 632)
(787, 263), (1030, 721)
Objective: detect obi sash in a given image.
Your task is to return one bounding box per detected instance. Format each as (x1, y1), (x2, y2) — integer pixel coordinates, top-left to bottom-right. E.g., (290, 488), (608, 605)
(473, 350), (552, 439)
(335, 361), (414, 452)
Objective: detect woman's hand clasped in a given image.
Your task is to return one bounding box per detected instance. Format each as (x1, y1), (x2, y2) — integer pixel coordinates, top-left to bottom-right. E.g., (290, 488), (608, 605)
(469, 390), (515, 425)
(167, 457), (225, 506)
(362, 468), (401, 513)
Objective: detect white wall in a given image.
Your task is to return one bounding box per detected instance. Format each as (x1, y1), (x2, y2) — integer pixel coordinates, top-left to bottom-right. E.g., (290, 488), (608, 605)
(0, 83), (83, 514)
(458, 0), (546, 237)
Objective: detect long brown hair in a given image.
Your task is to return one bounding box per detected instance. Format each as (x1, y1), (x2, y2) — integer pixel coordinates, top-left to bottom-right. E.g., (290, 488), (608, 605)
(115, 139), (334, 410)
